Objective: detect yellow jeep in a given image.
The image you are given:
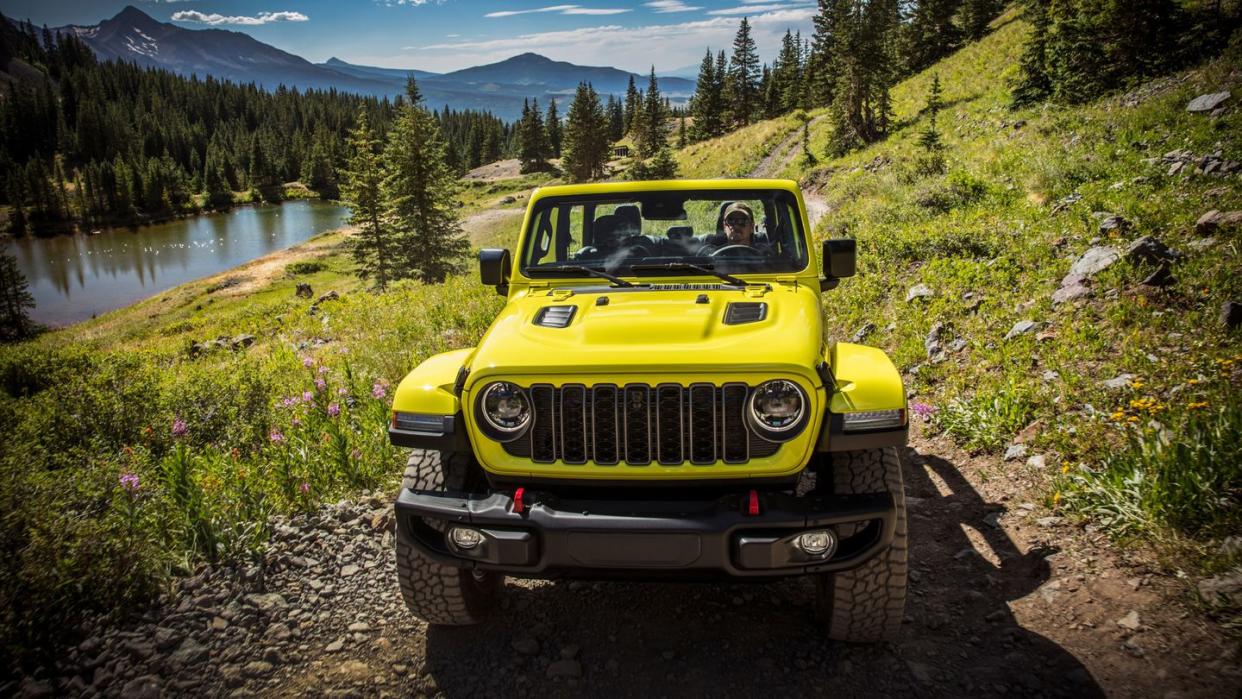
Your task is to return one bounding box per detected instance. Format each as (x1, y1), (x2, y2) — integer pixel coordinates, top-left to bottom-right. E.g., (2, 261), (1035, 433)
(389, 179), (908, 642)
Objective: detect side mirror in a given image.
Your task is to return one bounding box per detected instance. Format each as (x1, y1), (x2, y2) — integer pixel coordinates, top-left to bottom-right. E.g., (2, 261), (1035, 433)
(479, 248), (511, 295)
(821, 238), (856, 291)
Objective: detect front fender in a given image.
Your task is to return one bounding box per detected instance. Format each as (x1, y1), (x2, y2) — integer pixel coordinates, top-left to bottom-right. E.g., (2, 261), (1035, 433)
(818, 342), (908, 452)
(389, 348), (475, 451)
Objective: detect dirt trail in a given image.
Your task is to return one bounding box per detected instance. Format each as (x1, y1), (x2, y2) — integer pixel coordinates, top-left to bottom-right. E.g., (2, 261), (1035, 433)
(748, 117), (826, 180)
(29, 424), (1234, 699)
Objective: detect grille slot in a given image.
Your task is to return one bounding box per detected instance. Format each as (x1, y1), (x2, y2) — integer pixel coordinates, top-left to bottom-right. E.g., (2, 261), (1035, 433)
(504, 382), (784, 466)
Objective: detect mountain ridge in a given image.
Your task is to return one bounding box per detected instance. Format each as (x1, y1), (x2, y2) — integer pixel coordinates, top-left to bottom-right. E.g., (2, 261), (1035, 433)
(46, 6), (695, 120)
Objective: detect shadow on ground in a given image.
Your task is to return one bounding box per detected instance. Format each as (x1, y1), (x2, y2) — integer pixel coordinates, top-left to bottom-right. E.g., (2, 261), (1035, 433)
(424, 449), (1103, 697)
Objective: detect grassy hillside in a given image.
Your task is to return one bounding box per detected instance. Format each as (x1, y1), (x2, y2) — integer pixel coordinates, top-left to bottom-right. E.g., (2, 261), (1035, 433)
(743, 8), (1240, 603)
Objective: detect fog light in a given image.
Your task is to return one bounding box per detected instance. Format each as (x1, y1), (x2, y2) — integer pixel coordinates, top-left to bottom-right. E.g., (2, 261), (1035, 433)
(795, 530), (836, 557)
(449, 527), (484, 550)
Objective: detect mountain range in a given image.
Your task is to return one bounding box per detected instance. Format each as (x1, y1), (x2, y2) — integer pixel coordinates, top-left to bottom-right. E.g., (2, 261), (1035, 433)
(47, 5), (695, 121)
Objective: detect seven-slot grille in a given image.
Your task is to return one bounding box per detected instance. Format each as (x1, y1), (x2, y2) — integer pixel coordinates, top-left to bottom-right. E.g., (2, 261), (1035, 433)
(500, 383), (781, 465)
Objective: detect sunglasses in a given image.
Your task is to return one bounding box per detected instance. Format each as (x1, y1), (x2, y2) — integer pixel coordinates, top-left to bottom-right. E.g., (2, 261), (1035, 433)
(725, 216), (750, 226)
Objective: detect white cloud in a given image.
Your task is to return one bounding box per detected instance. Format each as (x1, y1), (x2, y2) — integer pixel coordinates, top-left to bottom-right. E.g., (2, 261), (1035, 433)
(170, 10), (309, 25)
(708, 2), (814, 16)
(643, 1), (702, 12)
(405, 6), (816, 73)
(485, 5), (629, 18)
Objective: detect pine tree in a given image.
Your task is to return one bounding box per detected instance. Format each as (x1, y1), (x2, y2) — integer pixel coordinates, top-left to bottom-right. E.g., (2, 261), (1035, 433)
(1011, 0), (1051, 107)
(623, 76), (641, 134)
(381, 78), (468, 284)
(341, 110), (393, 290)
(960, 0), (1000, 41)
(518, 98), (549, 173)
(606, 95), (624, 143)
(828, 0), (900, 156)
(808, 0), (845, 108)
(727, 18), (761, 127)
(916, 74), (946, 174)
(903, 0), (963, 74)
(677, 115), (687, 149)
(561, 82), (609, 182)
(0, 250), (36, 342)
(635, 68), (668, 159)
(544, 99), (562, 158)
(688, 49), (725, 142)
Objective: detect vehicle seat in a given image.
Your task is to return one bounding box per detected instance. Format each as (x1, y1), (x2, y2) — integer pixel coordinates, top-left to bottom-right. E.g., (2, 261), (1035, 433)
(666, 225), (693, 241)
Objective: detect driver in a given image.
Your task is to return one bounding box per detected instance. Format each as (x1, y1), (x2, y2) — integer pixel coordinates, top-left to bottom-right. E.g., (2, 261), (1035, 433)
(722, 202), (756, 246)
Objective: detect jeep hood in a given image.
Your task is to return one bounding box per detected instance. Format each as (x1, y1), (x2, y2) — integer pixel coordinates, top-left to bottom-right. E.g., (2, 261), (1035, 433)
(467, 284), (824, 379)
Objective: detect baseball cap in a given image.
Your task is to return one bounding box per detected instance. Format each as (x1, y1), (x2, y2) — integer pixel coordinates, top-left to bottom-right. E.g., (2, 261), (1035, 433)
(723, 202), (753, 224)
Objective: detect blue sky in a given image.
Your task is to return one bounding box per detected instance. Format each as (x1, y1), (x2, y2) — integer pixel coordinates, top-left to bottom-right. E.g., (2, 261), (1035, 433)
(4, 0), (819, 73)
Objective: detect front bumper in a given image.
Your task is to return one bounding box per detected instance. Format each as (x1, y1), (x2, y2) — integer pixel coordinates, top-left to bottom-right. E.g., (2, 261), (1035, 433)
(395, 488), (896, 579)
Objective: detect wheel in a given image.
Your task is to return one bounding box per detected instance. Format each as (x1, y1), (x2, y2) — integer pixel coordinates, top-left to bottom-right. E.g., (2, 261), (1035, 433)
(395, 449), (504, 625)
(814, 446), (908, 642)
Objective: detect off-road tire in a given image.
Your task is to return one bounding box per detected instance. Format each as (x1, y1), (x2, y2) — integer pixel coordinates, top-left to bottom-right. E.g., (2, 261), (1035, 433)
(814, 446), (908, 642)
(395, 449), (503, 625)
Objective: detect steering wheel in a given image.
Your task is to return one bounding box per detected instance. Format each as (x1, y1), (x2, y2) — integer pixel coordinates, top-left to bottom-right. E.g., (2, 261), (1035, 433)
(710, 244), (760, 258)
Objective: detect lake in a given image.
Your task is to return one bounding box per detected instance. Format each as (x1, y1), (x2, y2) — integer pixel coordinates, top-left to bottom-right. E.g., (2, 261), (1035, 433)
(6, 200), (351, 327)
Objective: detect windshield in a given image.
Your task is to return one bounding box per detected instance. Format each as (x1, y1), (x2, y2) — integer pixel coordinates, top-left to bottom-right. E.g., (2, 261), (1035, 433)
(519, 189), (809, 279)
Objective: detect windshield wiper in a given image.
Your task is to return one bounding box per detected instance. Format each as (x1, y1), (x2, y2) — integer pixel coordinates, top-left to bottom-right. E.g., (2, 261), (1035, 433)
(526, 264), (638, 288)
(629, 262), (750, 287)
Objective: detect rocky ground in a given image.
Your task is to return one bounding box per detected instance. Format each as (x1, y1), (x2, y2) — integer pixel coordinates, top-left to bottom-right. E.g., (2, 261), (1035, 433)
(7, 425), (1237, 698)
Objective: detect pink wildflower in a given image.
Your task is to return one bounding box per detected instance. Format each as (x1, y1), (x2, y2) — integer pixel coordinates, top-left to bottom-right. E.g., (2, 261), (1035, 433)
(302, 356), (314, 368)
(327, 403), (340, 418)
(910, 402), (937, 420)
(338, 387), (349, 396)
(318, 365), (329, 374)
(371, 381), (388, 399)
(119, 472), (141, 493)
(171, 418), (188, 439)
(314, 378), (327, 391)
(299, 482), (310, 495)
(269, 428), (286, 444)
(302, 391), (314, 403)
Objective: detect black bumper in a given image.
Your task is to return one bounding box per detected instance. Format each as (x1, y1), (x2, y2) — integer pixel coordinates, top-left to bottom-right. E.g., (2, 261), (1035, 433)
(395, 488), (896, 579)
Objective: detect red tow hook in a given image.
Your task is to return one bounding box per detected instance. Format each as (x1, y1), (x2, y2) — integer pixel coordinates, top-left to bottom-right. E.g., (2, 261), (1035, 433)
(746, 489), (760, 516)
(512, 487), (526, 514)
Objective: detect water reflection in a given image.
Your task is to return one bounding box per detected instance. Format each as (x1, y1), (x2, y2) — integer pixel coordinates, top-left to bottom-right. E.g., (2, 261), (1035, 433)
(6, 200), (350, 327)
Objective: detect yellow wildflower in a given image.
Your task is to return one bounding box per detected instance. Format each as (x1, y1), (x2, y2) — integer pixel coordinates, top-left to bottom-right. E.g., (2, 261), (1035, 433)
(1060, 462), (1070, 474)
(1187, 401), (1209, 410)
(1130, 380), (1145, 389)
(1052, 492), (1062, 507)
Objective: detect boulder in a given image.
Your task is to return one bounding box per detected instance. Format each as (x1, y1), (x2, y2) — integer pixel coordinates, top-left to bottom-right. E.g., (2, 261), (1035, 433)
(1067, 246), (1120, 279)
(1096, 214), (1131, 235)
(230, 334), (255, 349)
(1052, 275), (1091, 304)
(1186, 91), (1230, 113)
(1195, 209), (1242, 235)
(1221, 301), (1242, 329)
(315, 290), (340, 304)
(1124, 235), (1181, 265)
(906, 284), (934, 303)
(295, 283), (313, 299)
(1005, 320), (1039, 340)
(851, 322), (876, 343)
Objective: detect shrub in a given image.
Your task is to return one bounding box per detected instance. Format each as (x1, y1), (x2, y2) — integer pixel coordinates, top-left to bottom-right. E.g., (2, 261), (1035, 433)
(935, 385), (1036, 452)
(286, 261), (327, 276)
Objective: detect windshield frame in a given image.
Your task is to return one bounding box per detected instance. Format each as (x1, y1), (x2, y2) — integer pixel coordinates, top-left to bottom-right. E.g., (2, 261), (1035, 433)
(517, 188), (812, 281)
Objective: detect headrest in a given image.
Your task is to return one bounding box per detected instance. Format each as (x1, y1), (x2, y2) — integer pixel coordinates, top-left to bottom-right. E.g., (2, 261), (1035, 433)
(666, 225), (693, 240)
(614, 204), (641, 229)
(593, 214), (620, 245)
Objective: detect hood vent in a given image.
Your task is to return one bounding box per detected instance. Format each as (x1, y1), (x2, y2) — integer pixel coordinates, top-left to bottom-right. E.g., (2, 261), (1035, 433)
(648, 283), (726, 291)
(724, 302), (767, 325)
(534, 305), (577, 328)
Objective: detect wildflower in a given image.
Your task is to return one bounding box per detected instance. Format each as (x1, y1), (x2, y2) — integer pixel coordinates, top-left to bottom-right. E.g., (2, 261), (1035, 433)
(302, 391), (314, 403)
(350, 448), (362, 460)
(119, 472), (141, 493)
(292, 417), (302, 427)
(1060, 462), (1070, 474)
(1186, 379), (1199, 386)
(1187, 401), (1209, 410)
(1051, 492), (1062, 507)
(327, 403), (340, 418)
(299, 482), (310, 495)
(318, 365), (329, 374)
(910, 402), (936, 419)
(302, 356), (314, 368)
(171, 418), (188, 439)
(230, 447), (240, 460)
(371, 381), (388, 399)
(315, 378), (327, 391)
(1129, 380), (1145, 390)
(338, 387), (349, 396)
(269, 429), (286, 443)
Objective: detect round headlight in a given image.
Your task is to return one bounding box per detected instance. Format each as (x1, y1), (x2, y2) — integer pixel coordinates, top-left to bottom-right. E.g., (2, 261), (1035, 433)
(749, 380), (805, 433)
(479, 382), (531, 435)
